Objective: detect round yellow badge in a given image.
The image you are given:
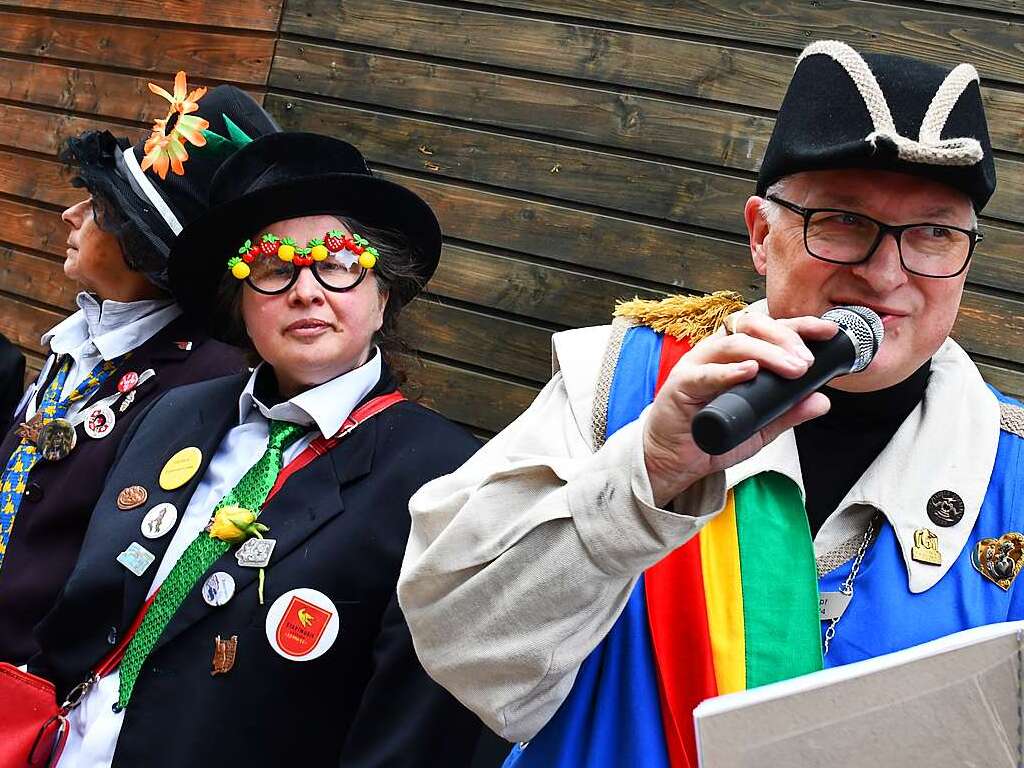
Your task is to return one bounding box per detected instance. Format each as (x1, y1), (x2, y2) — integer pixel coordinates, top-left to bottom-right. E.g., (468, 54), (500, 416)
(159, 446), (203, 490)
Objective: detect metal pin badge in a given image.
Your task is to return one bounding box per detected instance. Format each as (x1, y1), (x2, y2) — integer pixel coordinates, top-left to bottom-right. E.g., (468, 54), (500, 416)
(211, 635), (238, 675)
(926, 490), (965, 528)
(116, 542), (155, 577)
(236, 538), (276, 568)
(141, 503), (177, 539)
(972, 532), (1024, 590)
(117, 485), (149, 511)
(202, 571), (236, 607)
(911, 528), (942, 566)
(84, 404), (116, 439)
(37, 419), (76, 461)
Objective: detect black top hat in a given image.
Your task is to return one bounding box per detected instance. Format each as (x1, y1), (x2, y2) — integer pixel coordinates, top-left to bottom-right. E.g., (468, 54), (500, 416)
(757, 40), (996, 211)
(168, 132), (442, 335)
(63, 83), (280, 290)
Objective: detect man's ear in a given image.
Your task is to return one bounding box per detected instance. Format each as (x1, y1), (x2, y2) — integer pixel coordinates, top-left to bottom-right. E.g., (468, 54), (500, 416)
(744, 196), (770, 277)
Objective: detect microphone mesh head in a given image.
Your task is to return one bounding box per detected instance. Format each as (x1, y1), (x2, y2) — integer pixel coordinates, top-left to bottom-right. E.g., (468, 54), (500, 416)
(821, 306), (884, 373)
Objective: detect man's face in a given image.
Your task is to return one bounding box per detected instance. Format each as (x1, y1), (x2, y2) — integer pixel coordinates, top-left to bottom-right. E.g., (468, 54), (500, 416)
(745, 169), (976, 392)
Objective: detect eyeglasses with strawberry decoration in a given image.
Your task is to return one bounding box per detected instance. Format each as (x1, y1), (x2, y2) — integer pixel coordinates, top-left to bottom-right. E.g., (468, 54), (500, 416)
(227, 229), (379, 295)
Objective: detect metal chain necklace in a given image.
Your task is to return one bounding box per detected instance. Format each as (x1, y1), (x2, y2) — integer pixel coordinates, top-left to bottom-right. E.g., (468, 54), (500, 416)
(822, 515), (878, 656)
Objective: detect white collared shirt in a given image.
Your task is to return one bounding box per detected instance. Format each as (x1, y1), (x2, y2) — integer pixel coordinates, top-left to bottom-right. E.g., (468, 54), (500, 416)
(21, 293), (181, 420)
(56, 350), (382, 768)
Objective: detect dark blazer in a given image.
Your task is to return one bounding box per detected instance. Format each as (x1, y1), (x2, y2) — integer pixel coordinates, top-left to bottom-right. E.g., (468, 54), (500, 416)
(0, 333), (25, 436)
(32, 366), (483, 767)
(0, 314), (245, 664)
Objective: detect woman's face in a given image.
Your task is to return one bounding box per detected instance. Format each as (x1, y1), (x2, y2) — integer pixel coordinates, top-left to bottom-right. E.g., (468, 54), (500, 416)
(62, 197), (159, 301)
(240, 214), (388, 397)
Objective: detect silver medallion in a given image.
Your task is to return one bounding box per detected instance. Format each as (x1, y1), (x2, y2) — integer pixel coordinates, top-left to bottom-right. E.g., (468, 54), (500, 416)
(37, 418), (77, 461)
(141, 503), (178, 539)
(202, 571), (236, 607)
(84, 404), (116, 439)
(116, 542), (155, 577)
(236, 538), (277, 568)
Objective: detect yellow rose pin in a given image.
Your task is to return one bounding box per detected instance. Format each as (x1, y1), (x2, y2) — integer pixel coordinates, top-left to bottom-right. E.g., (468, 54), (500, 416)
(208, 506), (268, 544)
(208, 506), (273, 604)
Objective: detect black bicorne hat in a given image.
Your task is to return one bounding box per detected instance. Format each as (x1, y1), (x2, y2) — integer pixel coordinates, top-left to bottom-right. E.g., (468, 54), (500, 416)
(757, 40), (996, 211)
(167, 132), (442, 338)
(63, 82), (280, 290)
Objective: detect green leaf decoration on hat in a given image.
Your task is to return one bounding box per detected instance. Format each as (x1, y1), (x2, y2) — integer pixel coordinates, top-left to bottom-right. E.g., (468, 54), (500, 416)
(198, 114), (255, 157)
(223, 114), (253, 147)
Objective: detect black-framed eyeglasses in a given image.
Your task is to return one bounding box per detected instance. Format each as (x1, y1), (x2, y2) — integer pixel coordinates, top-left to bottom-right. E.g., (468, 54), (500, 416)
(766, 195), (983, 278)
(245, 255), (368, 295)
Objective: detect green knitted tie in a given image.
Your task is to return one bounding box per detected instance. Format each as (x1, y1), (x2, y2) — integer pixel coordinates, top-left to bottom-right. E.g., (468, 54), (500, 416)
(117, 420), (307, 708)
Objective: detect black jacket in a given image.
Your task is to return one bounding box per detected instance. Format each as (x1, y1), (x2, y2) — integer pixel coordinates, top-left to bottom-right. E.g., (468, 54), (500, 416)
(0, 333), (25, 437)
(0, 315), (245, 664)
(32, 367), (483, 767)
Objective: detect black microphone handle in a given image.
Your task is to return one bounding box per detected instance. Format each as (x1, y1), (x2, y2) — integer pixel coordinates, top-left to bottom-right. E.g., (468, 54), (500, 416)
(691, 331), (856, 455)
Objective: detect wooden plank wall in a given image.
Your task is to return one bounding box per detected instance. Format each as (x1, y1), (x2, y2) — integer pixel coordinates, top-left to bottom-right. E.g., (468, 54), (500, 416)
(1, 2), (1022, 437)
(0, 0), (284, 380)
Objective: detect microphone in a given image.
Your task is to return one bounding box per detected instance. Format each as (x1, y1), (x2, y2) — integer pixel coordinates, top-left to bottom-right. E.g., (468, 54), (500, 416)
(691, 306), (884, 456)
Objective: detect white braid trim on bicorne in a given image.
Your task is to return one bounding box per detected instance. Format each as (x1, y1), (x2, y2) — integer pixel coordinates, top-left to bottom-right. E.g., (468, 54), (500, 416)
(797, 40), (984, 167)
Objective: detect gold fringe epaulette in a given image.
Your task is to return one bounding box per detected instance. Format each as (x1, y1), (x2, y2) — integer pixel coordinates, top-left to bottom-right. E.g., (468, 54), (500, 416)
(1001, 402), (1024, 438)
(613, 291), (747, 343)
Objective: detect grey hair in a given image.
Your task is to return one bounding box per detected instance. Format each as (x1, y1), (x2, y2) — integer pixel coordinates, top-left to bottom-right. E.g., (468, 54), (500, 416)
(758, 175), (977, 228)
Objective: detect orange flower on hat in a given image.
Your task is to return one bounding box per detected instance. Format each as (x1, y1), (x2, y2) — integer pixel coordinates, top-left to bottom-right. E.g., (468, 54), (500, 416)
(141, 71), (210, 179)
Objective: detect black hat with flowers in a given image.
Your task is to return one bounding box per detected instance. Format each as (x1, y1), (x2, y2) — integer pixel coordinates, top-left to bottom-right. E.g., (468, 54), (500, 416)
(757, 40), (996, 211)
(167, 131), (442, 338)
(61, 73), (280, 290)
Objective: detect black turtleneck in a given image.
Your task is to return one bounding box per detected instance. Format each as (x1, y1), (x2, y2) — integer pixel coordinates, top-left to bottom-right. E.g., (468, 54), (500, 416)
(795, 361), (931, 537)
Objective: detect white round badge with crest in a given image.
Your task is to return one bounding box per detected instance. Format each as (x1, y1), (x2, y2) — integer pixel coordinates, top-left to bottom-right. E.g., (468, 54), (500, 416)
(265, 588), (339, 662)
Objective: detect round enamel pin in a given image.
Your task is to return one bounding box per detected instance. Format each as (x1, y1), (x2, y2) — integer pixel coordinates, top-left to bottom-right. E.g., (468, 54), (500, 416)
(265, 588), (339, 661)
(203, 572), (236, 607)
(117, 371), (139, 394)
(141, 503), (177, 539)
(84, 404), (116, 439)
(159, 447), (202, 490)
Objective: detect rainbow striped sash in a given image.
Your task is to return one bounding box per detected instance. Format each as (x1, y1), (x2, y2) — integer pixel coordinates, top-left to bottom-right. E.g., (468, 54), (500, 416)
(506, 325), (822, 768)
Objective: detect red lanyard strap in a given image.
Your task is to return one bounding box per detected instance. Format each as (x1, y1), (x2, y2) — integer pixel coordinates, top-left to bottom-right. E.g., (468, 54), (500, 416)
(84, 390), (407, 681)
(265, 391), (406, 503)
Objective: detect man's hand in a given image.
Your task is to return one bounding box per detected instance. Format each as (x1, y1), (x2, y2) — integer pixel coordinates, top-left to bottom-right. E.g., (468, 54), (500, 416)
(643, 313), (838, 507)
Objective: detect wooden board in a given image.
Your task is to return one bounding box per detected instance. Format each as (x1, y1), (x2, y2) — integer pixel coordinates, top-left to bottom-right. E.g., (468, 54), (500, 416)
(271, 39), (1024, 160)
(399, 298), (552, 384)
(0, 247), (76, 311)
(0, 11), (274, 85)
(0, 102), (145, 156)
(444, 0), (1024, 87)
(0, 58), (264, 123)
(399, 355), (539, 434)
(14, 0), (285, 30)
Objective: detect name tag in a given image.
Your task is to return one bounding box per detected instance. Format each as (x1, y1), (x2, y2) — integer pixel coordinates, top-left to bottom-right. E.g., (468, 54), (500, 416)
(819, 591), (853, 621)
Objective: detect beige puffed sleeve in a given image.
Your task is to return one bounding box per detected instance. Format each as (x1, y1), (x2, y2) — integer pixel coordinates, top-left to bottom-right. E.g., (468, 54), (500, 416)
(398, 327), (726, 742)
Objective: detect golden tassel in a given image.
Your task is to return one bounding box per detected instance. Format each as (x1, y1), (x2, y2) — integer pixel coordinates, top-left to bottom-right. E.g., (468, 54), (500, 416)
(613, 291), (747, 342)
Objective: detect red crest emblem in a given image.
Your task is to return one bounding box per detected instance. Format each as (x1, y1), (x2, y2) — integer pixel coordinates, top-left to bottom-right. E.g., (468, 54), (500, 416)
(275, 596), (332, 658)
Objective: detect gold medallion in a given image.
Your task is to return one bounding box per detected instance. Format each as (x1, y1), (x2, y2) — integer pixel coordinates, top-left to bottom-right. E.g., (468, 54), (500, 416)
(211, 635), (237, 676)
(116, 485), (148, 511)
(910, 528), (942, 566)
(971, 532), (1024, 591)
(159, 447), (203, 490)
